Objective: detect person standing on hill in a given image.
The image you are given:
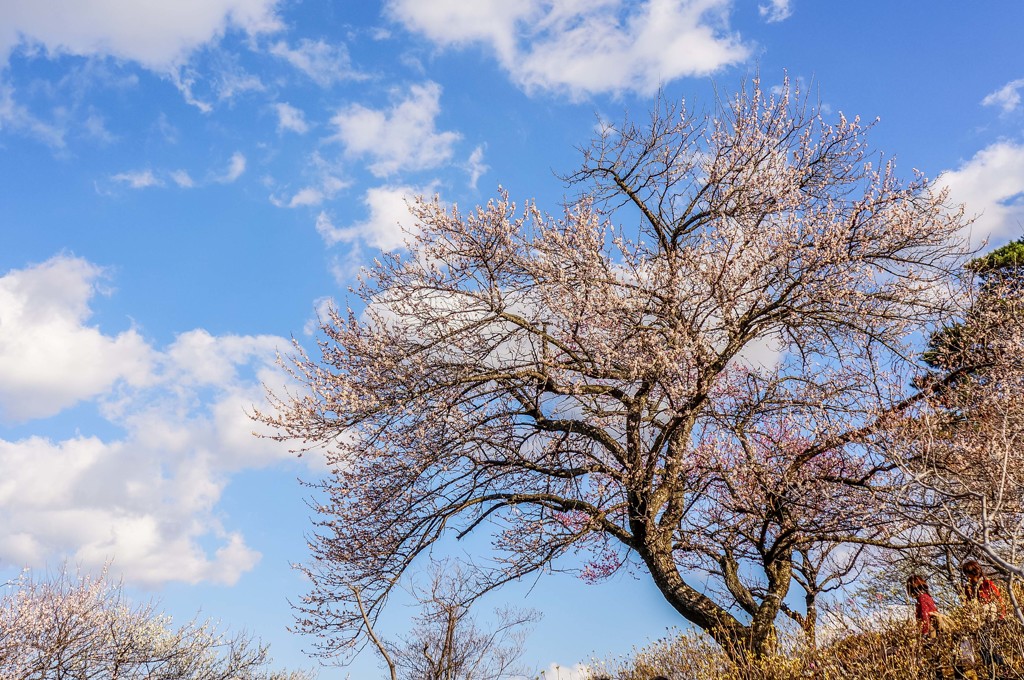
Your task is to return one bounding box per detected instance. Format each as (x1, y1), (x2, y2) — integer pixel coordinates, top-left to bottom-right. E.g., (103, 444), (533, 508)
(962, 560), (1008, 676)
(962, 560), (1006, 620)
(908, 574), (941, 637)
(908, 575), (953, 680)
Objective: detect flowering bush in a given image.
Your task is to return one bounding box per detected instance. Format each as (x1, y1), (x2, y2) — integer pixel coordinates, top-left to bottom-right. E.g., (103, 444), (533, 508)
(0, 566), (311, 680)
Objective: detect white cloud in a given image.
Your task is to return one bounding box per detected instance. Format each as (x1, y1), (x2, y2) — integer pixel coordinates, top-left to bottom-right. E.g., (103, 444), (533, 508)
(0, 434), (257, 586)
(538, 662), (590, 680)
(387, 0), (533, 59)
(0, 0), (282, 70)
(466, 144), (488, 189)
(111, 169), (163, 189)
(166, 53), (265, 112)
(358, 185), (428, 249)
(982, 78), (1024, 114)
(0, 255), (301, 586)
(758, 0), (792, 23)
(217, 151), (246, 183)
(171, 169), (195, 188)
(285, 185), (329, 207)
(274, 101), (309, 134)
(316, 185), (425, 250)
(939, 141), (1024, 249)
(329, 81), (461, 177)
(387, 0), (749, 96)
(286, 187), (327, 207)
(164, 329), (276, 386)
(269, 38), (361, 87)
(0, 256), (153, 421)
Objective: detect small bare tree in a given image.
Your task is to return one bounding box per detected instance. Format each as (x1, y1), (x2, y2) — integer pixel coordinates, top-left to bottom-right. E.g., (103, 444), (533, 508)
(349, 565), (537, 680)
(0, 565), (312, 680)
(260, 76), (971, 658)
(785, 541), (872, 649)
(389, 568), (537, 680)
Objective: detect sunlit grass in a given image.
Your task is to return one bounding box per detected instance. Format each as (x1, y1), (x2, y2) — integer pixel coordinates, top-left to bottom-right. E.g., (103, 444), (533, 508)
(586, 607), (1024, 680)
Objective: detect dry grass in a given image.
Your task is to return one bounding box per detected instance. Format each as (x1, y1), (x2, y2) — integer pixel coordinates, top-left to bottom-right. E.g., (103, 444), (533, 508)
(586, 610), (1024, 679)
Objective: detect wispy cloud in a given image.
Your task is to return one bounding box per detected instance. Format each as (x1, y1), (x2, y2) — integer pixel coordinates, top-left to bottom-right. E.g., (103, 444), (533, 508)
(111, 169), (163, 189)
(212, 64), (264, 101)
(274, 102), (310, 134)
(280, 175), (348, 208)
(314, 211), (355, 246)
(171, 170), (195, 188)
(982, 78), (1024, 114)
(465, 144), (488, 189)
(82, 113), (116, 144)
(169, 67), (213, 113)
(0, 82), (66, 148)
(104, 157), (247, 192)
(303, 295), (337, 336)
(269, 38), (362, 87)
(217, 152), (246, 183)
(758, 0), (793, 23)
(269, 151), (348, 208)
(153, 113), (179, 144)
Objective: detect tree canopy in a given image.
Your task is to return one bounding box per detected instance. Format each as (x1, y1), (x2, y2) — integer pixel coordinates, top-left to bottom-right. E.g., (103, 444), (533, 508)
(259, 77), (974, 660)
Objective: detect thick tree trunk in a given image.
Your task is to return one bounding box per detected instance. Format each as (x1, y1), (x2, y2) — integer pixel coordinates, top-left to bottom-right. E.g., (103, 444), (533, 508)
(637, 544), (750, 657)
(637, 537), (792, 660)
(748, 557), (792, 658)
(804, 592), (818, 650)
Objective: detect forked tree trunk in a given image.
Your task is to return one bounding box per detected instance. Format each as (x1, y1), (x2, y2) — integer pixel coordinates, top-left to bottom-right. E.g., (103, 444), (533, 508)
(638, 539), (792, 661)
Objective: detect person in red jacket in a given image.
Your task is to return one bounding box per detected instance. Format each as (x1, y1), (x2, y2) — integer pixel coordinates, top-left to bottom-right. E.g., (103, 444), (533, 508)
(962, 560), (1009, 675)
(907, 574), (941, 636)
(962, 560), (1006, 618)
(907, 575), (949, 680)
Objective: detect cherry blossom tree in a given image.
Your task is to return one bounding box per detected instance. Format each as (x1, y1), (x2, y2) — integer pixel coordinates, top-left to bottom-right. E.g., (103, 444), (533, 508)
(260, 77), (972, 659)
(0, 565), (311, 680)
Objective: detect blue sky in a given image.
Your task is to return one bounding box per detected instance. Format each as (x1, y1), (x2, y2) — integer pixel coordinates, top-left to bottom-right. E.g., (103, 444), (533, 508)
(1, 1), (1022, 677)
